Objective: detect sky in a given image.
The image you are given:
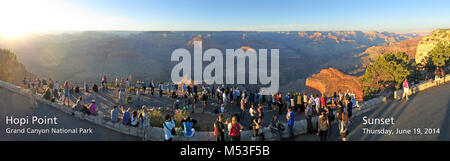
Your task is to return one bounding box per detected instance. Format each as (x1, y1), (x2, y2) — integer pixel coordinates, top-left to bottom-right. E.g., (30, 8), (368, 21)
(0, 0), (449, 38)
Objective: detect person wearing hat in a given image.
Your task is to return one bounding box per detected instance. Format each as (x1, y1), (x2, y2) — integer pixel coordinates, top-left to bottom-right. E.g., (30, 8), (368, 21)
(88, 99), (98, 115)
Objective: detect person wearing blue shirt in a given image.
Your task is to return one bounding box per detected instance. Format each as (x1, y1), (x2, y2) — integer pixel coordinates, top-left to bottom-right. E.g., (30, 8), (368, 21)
(254, 91), (258, 103)
(182, 117), (197, 137)
(164, 115), (175, 141)
(121, 106), (131, 125)
(111, 106), (119, 123)
(286, 107), (295, 139)
(167, 83), (172, 95)
(286, 94), (291, 109)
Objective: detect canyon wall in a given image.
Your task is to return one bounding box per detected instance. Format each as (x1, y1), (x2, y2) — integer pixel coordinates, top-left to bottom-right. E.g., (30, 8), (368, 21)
(305, 67), (363, 101)
(416, 29), (450, 65)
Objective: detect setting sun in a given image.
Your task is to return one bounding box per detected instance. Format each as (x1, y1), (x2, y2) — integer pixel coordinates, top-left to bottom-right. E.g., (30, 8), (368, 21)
(0, 0), (132, 39)
(0, 26), (27, 39)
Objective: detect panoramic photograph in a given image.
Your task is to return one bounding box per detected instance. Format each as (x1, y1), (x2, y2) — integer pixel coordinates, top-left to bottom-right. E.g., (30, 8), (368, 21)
(0, 0), (449, 150)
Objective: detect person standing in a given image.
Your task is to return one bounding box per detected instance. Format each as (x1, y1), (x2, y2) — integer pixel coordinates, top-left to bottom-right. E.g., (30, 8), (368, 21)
(297, 93), (302, 112)
(285, 93), (290, 108)
(214, 114), (225, 141)
(336, 103), (343, 131)
(118, 89), (124, 106)
(63, 80), (70, 106)
(277, 93), (283, 115)
(150, 80), (155, 95)
(228, 116), (243, 141)
(340, 113), (349, 141)
(159, 82), (164, 97)
(305, 103), (313, 133)
(54, 81), (60, 99)
(135, 88), (141, 107)
(402, 78), (409, 101)
(290, 94), (295, 109)
(83, 81), (88, 93)
(309, 94), (315, 114)
(318, 110), (330, 141)
(249, 105), (256, 120)
(346, 98), (353, 124)
(435, 67), (441, 87)
(286, 107), (295, 140)
(315, 94), (320, 115)
(240, 97), (246, 119)
(321, 94), (326, 109)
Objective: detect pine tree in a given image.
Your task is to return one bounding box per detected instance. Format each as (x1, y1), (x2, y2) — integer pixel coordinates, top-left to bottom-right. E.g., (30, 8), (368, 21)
(360, 52), (411, 97)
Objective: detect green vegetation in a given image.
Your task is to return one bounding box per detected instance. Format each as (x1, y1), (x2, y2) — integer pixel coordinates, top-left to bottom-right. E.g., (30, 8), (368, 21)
(427, 43), (450, 68)
(360, 52), (411, 97)
(142, 108), (201, 131)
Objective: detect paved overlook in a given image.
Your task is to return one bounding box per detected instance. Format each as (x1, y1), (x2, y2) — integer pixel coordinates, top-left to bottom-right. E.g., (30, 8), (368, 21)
(0, 81), (449, 141)
(0, 87), (139, 141)
(297, 81), (450, 141)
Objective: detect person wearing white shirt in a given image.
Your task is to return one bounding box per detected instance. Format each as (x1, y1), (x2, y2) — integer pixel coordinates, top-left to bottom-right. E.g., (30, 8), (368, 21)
(314, 95), (320, 114)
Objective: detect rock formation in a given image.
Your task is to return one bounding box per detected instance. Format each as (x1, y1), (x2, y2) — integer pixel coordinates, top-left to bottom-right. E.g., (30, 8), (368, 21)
(358, 36), (423, 67)
(416, 29), (450, 65)
(305, 67), (363, 101)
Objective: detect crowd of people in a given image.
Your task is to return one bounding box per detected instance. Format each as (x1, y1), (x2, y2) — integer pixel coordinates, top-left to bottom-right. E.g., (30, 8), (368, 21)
(21, 74), (367, 142)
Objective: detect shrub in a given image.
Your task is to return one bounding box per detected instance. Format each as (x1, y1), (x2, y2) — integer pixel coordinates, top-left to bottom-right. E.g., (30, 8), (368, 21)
(148, 109), (165, 128)
(427, 42), (450, 68)
(360, 52), (411, 97)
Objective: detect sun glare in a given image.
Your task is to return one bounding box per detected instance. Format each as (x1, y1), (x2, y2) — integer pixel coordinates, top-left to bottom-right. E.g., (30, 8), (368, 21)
(0, 0), (129, 40)
(0, 27), (27, 40)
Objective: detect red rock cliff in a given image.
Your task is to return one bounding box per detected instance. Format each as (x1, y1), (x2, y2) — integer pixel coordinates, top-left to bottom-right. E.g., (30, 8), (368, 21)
(305, 67), (363, 101)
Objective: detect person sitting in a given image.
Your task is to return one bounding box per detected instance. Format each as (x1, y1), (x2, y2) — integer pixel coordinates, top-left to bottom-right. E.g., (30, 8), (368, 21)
(73, 96), (89, 114)
(181, 117), (197, 137)
(110, 106), (120, 123)
(252, 116), (263, 141)
(75, 85), (80, 93)
(269, 114), (283, 141)
(88, 100), (98, 115)
(130, 110), (139, 127)
(121, 106), (131, 125)
(163, 115), (176, 141)
(42, 87), (52, 101)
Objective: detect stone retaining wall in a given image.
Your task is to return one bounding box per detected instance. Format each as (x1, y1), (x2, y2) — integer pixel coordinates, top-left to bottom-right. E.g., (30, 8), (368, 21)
(1, 74), (448, 141)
